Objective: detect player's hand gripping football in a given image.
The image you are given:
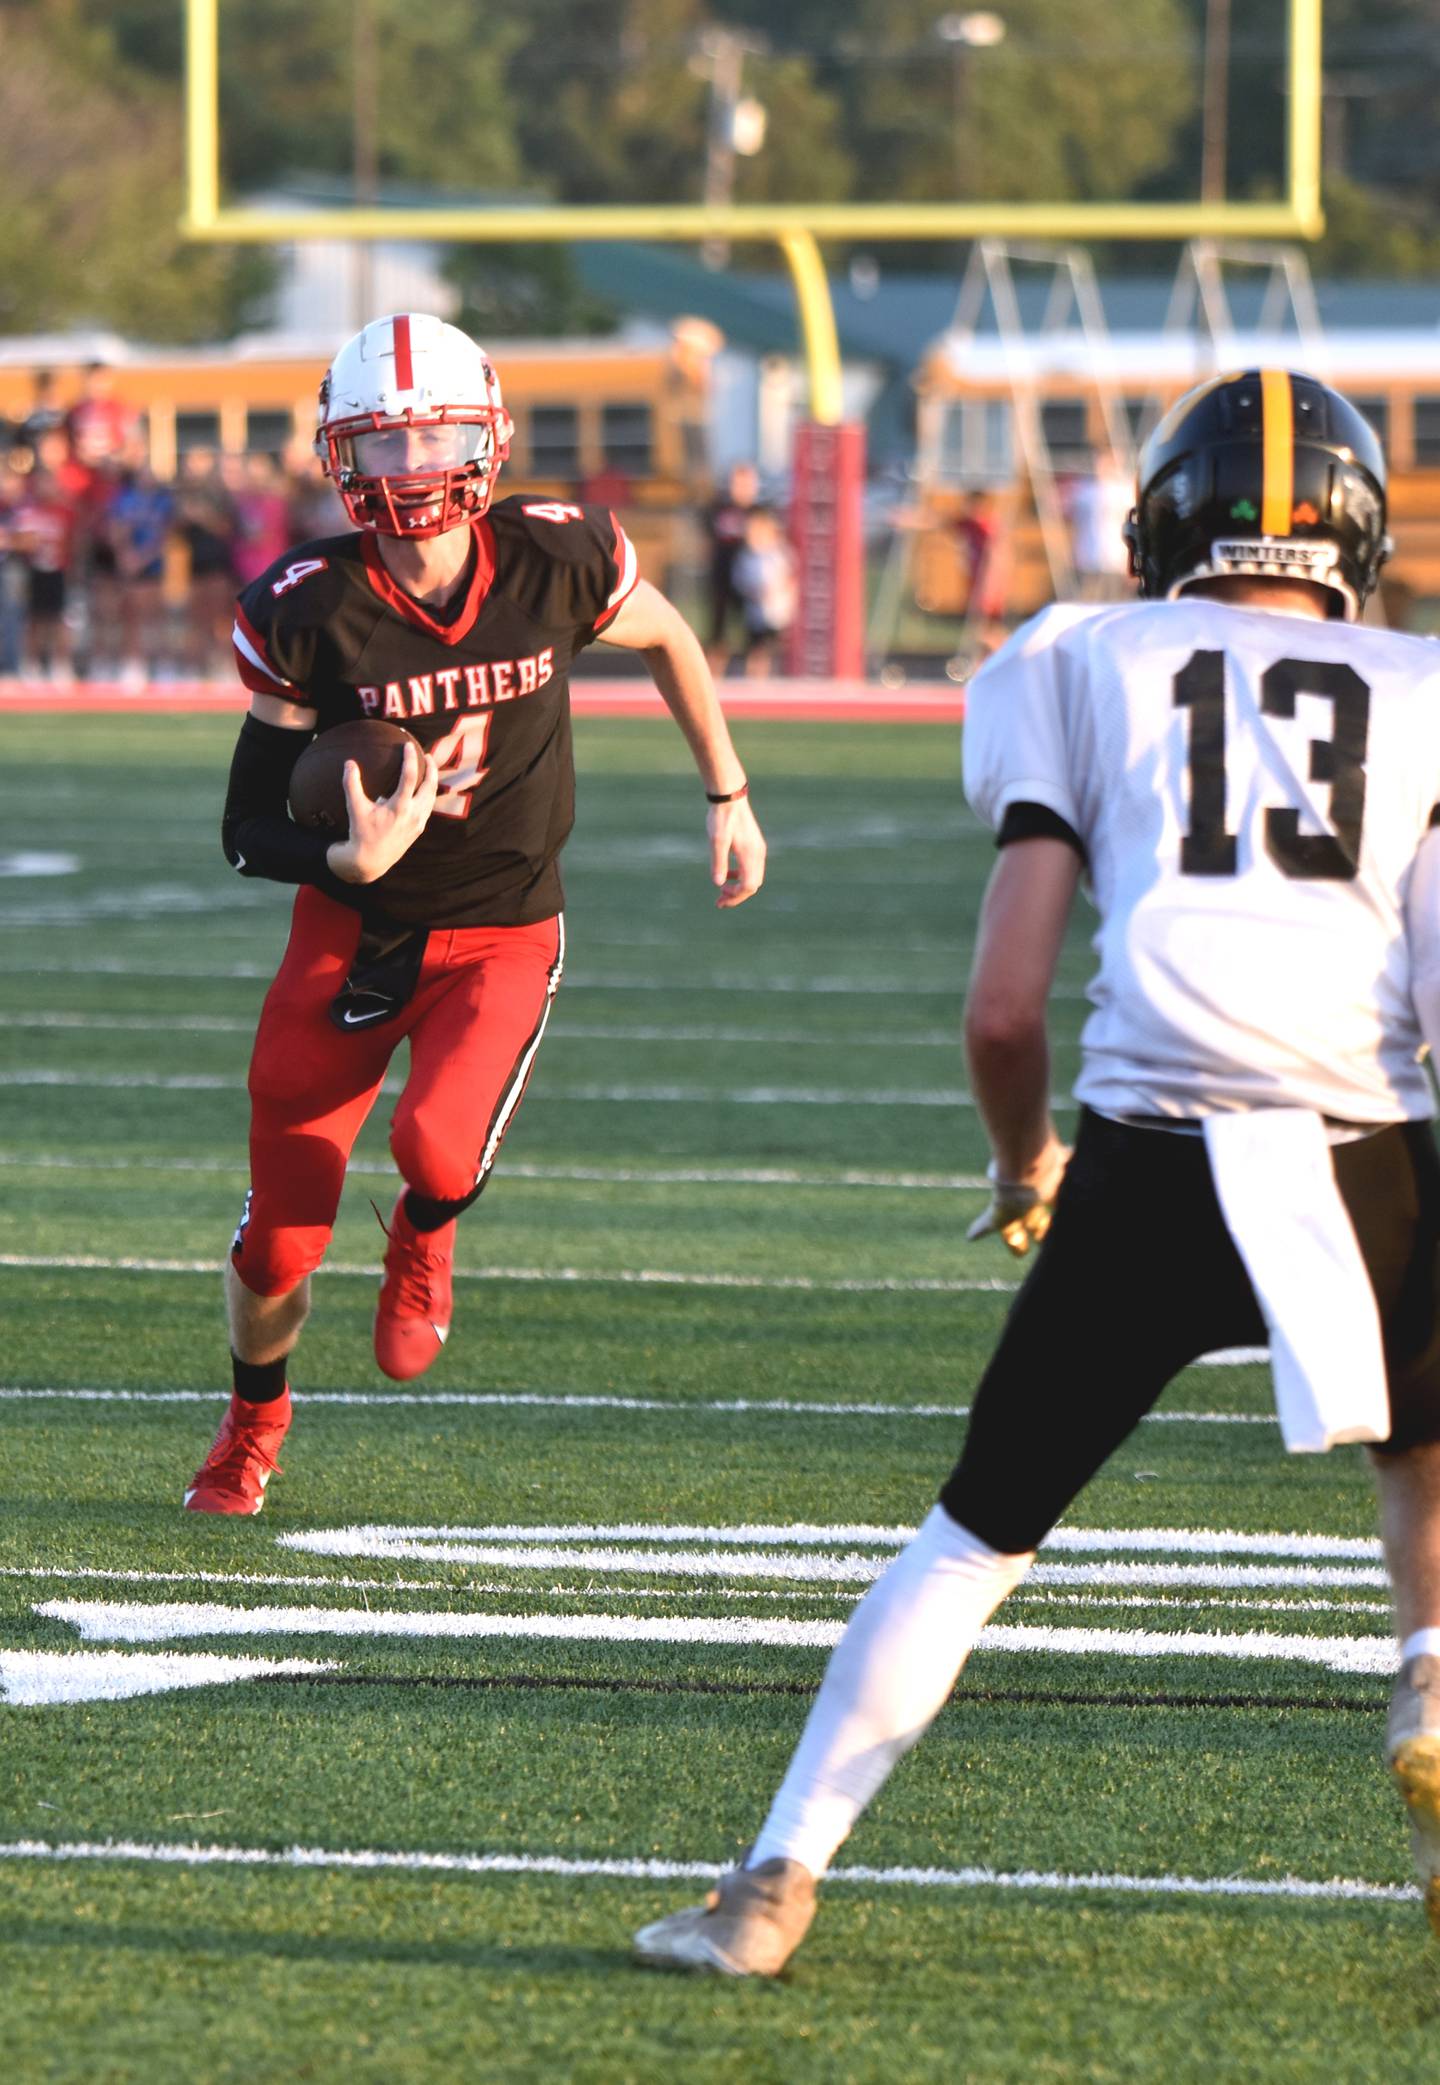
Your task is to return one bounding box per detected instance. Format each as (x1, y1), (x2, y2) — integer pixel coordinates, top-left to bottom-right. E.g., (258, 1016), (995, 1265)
(327, 739), (440, 885)
(966, 1137), (1071, 1257)
(708, 794), (767, 909)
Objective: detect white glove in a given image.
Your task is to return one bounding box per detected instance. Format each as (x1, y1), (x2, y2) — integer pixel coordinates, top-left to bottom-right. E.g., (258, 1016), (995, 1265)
(966, 1146), (1070, 1258)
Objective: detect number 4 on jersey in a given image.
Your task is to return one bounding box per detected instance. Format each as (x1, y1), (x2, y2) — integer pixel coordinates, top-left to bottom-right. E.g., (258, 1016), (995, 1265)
(271, 558), (329, 597)
(428, 712), (494, 819)
(1174, 649), (1371, 882)
(520, 502), (584, 525)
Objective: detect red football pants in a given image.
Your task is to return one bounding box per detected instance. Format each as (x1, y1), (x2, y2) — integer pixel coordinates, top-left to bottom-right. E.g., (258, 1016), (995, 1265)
(231, 887), (564, 1297)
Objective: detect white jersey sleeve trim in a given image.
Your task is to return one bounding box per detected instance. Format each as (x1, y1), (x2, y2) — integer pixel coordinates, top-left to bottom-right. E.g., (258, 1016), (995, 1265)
(231, 619), (296, 694)
(593, 523), (640, 631)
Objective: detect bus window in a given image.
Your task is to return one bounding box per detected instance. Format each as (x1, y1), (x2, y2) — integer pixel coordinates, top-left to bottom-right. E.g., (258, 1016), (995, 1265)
(246, 408), (293, 457)
(528, 403), (580, 483)
(601, 402), (653, 475)
(1040, 399), (1089, 464)
(176, 410), (221, 459)
(1122, 396), (1157, 447)
(1412, 397), (1440, 468)
(1346, 396), (1389, 451)
(935, 399), (1012, 485)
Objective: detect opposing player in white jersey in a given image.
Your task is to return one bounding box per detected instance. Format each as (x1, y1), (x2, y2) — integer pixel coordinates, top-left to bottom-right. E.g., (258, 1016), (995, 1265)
(634, 370), (1440, 1975)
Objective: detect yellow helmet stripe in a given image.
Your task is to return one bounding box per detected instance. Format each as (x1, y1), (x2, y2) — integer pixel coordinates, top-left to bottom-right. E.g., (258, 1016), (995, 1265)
(1260, 368), (1294, 536)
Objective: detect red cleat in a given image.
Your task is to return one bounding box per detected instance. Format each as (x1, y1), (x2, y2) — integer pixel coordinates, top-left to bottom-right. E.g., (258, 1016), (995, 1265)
(374, 1193), (456, 1381)
(184, 1390), (290, 1515)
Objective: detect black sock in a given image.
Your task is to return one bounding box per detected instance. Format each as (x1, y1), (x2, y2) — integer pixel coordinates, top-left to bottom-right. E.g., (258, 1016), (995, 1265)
(231, 1353), (289, 1408)
(404, 1180), (487, 1231)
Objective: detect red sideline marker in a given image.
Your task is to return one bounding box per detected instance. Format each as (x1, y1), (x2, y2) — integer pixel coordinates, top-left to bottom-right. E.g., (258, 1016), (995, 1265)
(0, 680), (966, 723)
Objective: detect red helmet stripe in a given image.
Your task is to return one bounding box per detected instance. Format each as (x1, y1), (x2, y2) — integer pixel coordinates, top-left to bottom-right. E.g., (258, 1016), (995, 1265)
(393, 314), (415, 392)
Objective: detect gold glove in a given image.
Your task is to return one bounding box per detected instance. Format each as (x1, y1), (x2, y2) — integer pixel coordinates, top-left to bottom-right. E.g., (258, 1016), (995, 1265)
(966, 1152), (1069, 1258)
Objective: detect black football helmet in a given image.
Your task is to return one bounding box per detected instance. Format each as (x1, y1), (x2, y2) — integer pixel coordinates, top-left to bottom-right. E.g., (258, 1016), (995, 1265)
(1124, 370), (1391, 620)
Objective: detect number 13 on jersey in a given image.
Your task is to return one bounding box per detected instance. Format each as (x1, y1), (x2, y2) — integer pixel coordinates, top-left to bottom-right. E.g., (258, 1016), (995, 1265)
(1174, 649), (1370, 881)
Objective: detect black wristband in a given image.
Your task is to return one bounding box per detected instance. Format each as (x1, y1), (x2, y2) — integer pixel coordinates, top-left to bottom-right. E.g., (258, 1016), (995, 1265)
(706, 782), (749, 805)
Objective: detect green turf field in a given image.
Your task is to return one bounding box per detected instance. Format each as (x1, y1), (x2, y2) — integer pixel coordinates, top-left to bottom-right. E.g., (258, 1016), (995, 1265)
(1, 712), (1435, 2083)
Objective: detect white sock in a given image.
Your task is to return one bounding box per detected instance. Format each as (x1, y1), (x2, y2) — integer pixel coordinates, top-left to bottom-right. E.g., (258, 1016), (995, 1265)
(748, 1505), (1034, 1879)
(1401, 1626), (1440, 1664)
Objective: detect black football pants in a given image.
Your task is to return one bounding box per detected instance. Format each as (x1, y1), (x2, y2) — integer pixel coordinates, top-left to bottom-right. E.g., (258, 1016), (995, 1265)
(940, 1107), (1440, 1555)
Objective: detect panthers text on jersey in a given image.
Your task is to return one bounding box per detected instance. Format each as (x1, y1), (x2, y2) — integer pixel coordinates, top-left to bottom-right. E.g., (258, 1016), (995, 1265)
(230, 498), (639, 928)
(963, 597), (1440, 1123)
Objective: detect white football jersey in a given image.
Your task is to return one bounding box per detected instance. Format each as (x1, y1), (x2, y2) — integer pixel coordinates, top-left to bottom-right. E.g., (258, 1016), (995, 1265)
(963, 596), (1440, 1122)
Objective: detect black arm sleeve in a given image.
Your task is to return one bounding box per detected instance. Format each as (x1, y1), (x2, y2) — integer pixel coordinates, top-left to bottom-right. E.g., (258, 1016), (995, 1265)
(996, 798), (1087, 865)
(220, 715), (357, 902)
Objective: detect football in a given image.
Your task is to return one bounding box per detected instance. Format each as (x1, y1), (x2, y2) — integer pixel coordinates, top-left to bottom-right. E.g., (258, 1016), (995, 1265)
(287, 720), (423, 833)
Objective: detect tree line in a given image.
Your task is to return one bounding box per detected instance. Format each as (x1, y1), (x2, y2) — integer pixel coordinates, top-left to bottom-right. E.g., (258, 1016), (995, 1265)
(4, 0), (1438, 340)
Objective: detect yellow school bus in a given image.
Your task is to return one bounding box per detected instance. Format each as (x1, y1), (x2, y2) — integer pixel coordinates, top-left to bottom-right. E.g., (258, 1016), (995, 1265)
(0, 321), (719, 586)
(909, 332), (1440, 623)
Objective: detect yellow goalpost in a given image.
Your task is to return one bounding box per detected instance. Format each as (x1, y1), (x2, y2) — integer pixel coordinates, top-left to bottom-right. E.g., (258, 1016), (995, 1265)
(182, 0), (1324, 425)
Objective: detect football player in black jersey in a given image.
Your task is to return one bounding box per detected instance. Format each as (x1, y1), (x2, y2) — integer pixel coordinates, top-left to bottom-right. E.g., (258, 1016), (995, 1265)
(184, 312), (766, 1516)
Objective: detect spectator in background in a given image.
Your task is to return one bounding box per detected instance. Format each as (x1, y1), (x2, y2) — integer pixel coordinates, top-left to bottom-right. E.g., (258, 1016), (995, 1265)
(33, 426), (90, 510)
(953, 489), (1011, 657)
(283, 435), (348, 542)
(18, 370), (65, 458)
(732, 504), (797, 679)
(174, 447), (237, 678)
(578, 461), (633, 510)
(39, 396), (129, 673)
(229, 452), (292, 590)
(0, 457), (30, 675)
(1065, 452), (1134, 601)
(108, 463), (176, 684)
(11, 463), (79, 680)
(78, 461), (130, 677)
(64, 362), (139, 478)
(703, 460), (760, 673)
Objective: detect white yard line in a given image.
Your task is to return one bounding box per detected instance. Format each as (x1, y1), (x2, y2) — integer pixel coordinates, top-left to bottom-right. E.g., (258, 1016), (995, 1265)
(0, 1837), (1418, 1908)
(0, 1651), (334, 1707)
(0, 1255), (1021, 1293)
(4, 1013), (253, 1034)
(34, 1599), (1400, 1674)
(3, 959), (975, 997)
(0, 1150), (992, 1191)
(0, 957), (1090, 1003)
(0, 1068), (1012, 1106)
(279, 1520), (1383, 1560)
(0, 1013), (973, 1050)
(260, 1534), (1388, 1592)
(0, 1385), (1268, 1422)
(0, 1565), (1388, 1617)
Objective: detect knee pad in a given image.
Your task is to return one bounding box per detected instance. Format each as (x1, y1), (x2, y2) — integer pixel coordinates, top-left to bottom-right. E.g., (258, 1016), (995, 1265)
(230, 1187), (332, 1297)
(389, 1110), (476, 1205)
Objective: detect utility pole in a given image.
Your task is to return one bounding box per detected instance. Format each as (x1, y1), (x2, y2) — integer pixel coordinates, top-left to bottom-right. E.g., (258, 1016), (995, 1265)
(935, 14), (1006, 198)
(696, 28), (766, 270)
(1201, 0), (1231, 204)
(352, 0), (379, 330)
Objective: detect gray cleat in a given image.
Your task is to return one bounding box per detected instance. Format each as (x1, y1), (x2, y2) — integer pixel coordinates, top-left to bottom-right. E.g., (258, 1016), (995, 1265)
(633, 1857), (818, 1978)
(1387, 1654), (1440, 1937)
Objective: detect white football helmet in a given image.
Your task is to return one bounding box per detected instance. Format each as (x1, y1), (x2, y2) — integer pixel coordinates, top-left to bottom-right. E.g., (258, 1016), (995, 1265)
(315, 313), (514, 538)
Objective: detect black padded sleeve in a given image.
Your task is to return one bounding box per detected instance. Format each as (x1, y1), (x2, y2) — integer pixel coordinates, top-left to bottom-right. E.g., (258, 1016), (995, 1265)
(220, 714), (357, 901)
(996, 799), (1087, 864)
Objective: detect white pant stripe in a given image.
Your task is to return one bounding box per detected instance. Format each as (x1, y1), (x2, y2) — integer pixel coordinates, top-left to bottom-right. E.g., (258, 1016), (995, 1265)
(474, 915), (565, 1187)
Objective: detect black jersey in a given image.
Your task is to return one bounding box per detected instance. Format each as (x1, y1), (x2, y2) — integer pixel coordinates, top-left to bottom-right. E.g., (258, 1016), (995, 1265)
(231, 499), (638, 927)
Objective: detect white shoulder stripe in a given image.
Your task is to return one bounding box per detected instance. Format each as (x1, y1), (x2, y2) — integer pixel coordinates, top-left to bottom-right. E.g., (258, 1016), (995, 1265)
(231, 621), (295, 691)
(601, 528), (639, 616)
